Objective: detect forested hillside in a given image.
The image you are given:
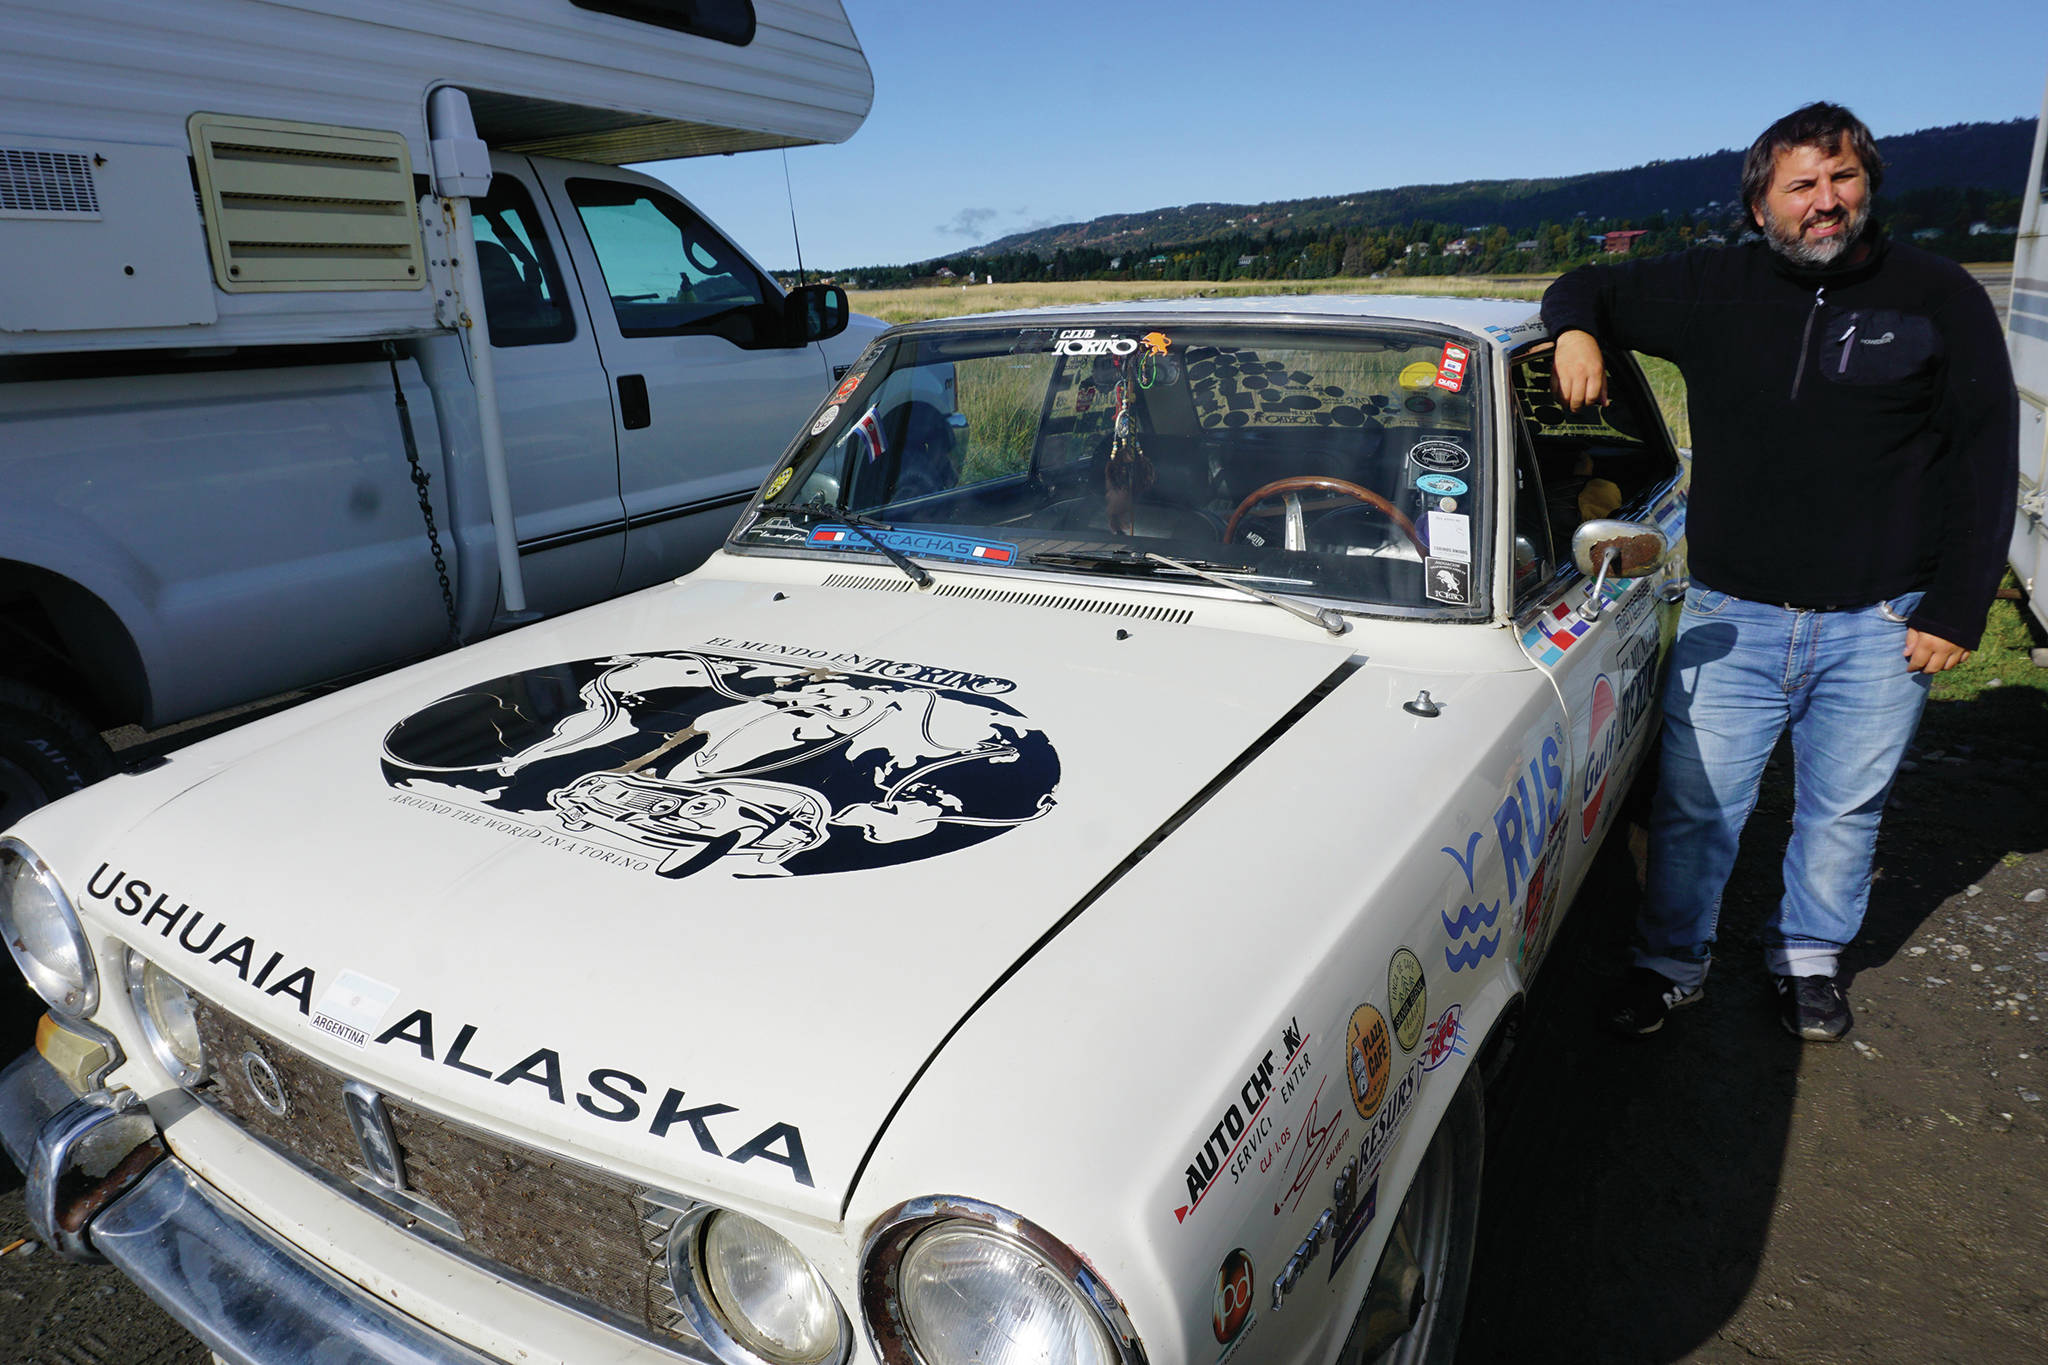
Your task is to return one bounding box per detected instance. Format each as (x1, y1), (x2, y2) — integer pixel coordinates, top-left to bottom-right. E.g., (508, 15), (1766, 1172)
(830, 118), (2033, 287)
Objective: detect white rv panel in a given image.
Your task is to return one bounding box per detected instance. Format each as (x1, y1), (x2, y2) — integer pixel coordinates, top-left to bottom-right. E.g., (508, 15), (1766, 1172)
(0, 134), (216, 332)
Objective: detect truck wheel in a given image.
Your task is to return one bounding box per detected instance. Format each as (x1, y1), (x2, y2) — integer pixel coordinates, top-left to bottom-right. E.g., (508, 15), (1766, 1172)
(1336, 1067), (1485, 1365)
(0, 680), (115, 832)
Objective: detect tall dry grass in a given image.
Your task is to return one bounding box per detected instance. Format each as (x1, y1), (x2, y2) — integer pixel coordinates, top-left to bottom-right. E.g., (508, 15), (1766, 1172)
(847, 275), (1550, 325)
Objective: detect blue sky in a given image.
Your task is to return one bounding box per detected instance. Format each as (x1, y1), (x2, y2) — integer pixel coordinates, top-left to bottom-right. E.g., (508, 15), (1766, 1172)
(639, 0), (2048, 273)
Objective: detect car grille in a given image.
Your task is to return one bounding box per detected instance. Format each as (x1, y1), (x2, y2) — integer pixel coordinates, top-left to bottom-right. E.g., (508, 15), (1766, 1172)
(190, 998), (700, 1350)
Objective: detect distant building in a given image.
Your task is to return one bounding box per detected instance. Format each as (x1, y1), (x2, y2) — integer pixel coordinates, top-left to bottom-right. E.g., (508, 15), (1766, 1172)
(1444, 238), (1475, 257)
(1515, 239), (1542, 252)
(1968, 221), (2017, 236)
(1698, 232), (1727, 247)
(1405, 243), (1428, 256)
(1912, 227), (1943, 242)
(935, 267), (955, 278)
(1237, 255), (1256, 267)
(1603, 229), (1650, 254)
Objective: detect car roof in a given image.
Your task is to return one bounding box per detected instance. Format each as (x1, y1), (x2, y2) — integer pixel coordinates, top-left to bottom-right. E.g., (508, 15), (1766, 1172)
(886, 294), (1548, 348)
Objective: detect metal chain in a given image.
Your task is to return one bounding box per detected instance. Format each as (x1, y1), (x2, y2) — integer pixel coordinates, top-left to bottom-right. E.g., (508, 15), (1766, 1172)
(385, 345), (461, 648)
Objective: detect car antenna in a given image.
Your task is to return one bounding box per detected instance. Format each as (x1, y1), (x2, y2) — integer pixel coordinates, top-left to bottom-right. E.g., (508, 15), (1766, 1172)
(782, 148), (808, 286)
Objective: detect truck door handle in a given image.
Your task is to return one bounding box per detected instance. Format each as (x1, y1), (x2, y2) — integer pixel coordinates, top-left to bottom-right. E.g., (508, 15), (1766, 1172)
(617, 374), (650, 430)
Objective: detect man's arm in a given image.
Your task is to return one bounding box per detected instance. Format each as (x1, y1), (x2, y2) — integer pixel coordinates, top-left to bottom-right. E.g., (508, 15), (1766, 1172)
(1905, 276), (2020, 655)
(1540, 251), (1707, 410)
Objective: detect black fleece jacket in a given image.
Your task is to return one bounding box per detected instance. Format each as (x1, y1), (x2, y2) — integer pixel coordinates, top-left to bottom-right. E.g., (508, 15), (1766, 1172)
(1540, 229), (2017, 648)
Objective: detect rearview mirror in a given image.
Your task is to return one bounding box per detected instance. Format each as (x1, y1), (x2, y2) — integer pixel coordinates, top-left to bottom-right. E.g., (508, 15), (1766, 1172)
(783, 284), (849, 346)
(1571, 518), (1670, 619)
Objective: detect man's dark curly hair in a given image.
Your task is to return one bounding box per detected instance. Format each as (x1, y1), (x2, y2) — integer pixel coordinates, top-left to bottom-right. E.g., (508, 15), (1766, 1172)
(1740, 102), (1884, 217)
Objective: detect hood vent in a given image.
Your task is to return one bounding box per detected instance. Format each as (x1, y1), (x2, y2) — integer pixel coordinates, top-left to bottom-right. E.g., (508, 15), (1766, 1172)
(821, 572), (1194, 624)
(187, 113), (424, 293)
(0, 147), (100, 219)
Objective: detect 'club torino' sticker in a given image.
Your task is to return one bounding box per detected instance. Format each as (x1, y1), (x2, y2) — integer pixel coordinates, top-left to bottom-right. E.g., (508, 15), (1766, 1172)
(381, 649), (1060, 881)
(1424, 558), (1471, 605)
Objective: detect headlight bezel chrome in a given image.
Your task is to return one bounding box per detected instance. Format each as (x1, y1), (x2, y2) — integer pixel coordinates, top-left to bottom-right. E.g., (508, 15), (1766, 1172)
(669, 1204), (853, 1365)
(0, 836), (99, 1019)
(124, 949), (209, 1087)
(859, 1196), (1148, 1365)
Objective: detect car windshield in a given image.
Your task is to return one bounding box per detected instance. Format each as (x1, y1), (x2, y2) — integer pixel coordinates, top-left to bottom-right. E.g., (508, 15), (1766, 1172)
(733, 319), (1491, 616)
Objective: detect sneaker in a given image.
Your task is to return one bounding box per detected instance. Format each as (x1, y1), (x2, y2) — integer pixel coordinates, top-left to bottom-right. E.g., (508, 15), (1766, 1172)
(1600, 967), (1704, 1036)
(1775, 973), (1852, 1041)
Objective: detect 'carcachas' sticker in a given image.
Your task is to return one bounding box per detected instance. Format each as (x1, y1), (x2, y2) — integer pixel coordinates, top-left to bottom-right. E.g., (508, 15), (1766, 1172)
(1398, 360), (1440, 390)
(1414, 473), (1467, 497)
(807, 525), (1016, 566)
(381, 648), (1058, 881)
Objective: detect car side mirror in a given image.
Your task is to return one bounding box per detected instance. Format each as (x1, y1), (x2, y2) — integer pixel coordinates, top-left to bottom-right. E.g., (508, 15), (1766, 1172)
(1570, 518), (1670, 620)
(783, 283), (849, 346)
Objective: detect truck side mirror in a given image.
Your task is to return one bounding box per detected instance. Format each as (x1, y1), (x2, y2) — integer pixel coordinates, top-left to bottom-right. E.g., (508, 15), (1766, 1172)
(783, 284), (849, 346)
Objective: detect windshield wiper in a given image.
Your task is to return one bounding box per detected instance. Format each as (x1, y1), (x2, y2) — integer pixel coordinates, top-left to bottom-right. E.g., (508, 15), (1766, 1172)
(1027, 548), (1348, 635)
(1144, 552), (1350, 635)
(754, 500), (931, 588)
(1028, 548), (1255, 575)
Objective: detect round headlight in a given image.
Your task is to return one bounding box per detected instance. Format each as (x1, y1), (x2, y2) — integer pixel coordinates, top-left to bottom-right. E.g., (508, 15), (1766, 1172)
(899, 1224), (1116, 1365)
(673, 1208), (847, 1365)
(860, 1200), (1142, 1365)
(128, 951), (207, 1085)
(0, 840), (98, 1018)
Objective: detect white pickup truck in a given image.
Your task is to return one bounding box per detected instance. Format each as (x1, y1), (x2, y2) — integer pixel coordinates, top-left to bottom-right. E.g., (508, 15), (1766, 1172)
(0, 0), (882, 828)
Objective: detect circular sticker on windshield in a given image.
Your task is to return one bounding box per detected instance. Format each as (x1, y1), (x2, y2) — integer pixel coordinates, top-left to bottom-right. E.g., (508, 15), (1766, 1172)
(1415, 473), (1467, 497)
(1410, 439), (1470, 473)
(1398, 361), (1441, 390)
(809, 404), (840, 436)
(765, 468), (792, 498)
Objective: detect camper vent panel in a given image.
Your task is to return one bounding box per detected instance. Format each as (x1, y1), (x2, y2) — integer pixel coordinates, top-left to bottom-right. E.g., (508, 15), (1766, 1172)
(187, 114), (424, 293)
(0, 148), (101, 219)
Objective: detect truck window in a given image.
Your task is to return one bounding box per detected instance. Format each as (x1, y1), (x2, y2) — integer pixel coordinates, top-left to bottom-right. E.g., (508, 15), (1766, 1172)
(565, 178), (778, 347)
(472, 177), (576, 347)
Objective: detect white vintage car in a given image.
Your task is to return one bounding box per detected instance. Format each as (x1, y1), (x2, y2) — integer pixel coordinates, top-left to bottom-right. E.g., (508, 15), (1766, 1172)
(2, 297), (1685, 1365)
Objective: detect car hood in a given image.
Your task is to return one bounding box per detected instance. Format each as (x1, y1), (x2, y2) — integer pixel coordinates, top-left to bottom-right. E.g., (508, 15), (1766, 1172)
(76, 575), (1358, 1216)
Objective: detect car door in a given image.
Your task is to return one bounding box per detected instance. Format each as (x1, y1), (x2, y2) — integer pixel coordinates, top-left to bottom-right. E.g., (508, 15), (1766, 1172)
(471, 156), (625, 615)
(530, 159), (834, 593)
(1506, 345), (1685, 974)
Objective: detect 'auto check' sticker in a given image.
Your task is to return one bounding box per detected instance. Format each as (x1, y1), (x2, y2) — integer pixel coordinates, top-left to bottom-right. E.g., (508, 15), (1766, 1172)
(808, 526), (1017, 565)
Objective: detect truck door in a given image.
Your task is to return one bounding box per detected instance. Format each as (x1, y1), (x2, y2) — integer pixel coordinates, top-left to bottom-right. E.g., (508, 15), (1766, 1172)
(531, 159), (833, 592)
(471, 159), (626, 614)
(1507, 346), (1684, 973)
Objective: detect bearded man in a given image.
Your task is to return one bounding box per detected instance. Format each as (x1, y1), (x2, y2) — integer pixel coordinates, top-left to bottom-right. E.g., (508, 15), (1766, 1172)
(1541, 102), (2017, 1041)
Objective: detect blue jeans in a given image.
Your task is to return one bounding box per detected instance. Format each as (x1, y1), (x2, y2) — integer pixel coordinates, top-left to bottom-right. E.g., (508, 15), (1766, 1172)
(1638, 584), (1932, 987)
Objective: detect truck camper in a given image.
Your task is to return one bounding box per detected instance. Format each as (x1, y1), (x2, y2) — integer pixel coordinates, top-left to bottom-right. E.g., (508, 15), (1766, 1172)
(2009, 67), (2048, 636)
(0, 0), (879, 826)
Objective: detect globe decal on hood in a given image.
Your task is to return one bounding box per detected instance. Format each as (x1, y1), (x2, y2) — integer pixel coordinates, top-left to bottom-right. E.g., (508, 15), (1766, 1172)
(380, 650), (1060, 880)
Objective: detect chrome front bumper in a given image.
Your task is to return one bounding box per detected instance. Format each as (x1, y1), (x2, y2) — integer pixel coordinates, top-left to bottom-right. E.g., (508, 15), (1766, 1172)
(1, 1052), (499, 1365)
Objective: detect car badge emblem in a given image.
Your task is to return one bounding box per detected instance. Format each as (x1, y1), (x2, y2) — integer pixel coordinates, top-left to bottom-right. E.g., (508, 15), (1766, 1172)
(343, 1081), (407, 1191)
(239, 1049), (289, 1117)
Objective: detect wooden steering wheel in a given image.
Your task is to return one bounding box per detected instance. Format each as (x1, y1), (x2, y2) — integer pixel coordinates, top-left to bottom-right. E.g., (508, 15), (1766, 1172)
(1224, 476), (1426, 555)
